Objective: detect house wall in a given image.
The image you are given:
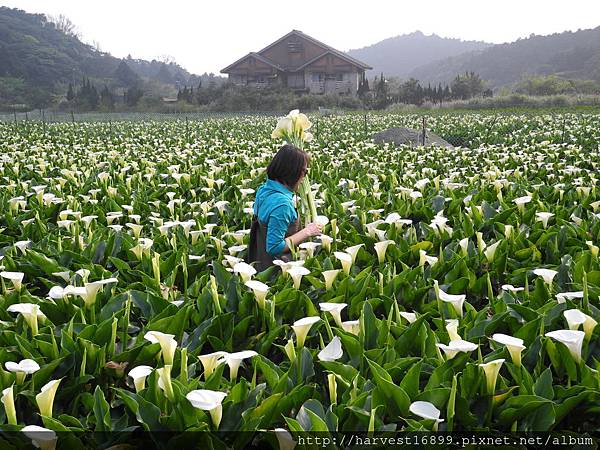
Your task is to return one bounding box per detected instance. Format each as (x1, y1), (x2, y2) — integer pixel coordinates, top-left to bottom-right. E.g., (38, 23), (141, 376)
(261, 35), (325, 70)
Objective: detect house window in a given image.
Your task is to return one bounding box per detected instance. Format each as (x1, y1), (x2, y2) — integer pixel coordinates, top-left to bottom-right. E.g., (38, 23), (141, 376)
(312, 72), (324, 82)
(337, 73), (344, 81)
(288, 41), (303, 53)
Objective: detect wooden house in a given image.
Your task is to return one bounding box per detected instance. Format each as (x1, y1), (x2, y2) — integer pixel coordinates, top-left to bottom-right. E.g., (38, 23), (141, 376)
(220, 30), (372, 96)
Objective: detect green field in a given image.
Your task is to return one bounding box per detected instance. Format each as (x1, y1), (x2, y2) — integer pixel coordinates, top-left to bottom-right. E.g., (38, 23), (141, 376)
(1, 113), (599, 448)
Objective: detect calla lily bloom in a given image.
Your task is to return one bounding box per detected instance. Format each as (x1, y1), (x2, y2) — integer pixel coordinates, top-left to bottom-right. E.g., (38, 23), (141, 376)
(186, 389), (228, 429)
(318, 336), (343, 362)
(563, 309), (597, 340)
(5, 359), (40, 384)
(319, 302), (347, 327)
(1, 271), (24, 291)
(299, 242), (320, 258)
(533, 268), (558, 286)
(434, 281), (466, 317)
(445, 320), (461, 341)
(399, 311), (417, 324)
(198, 351), (228, 379)
(274, 428), (297, 450)
(409, 401), (444, 431)
(333, 251), (353, 275)
(419, 250), (438, 267)
(491, 334), (526, 367)
(322, 269), (340, 290)
(157, 365), (175, 401)
(436, 340), (478, 360)
(233, 262), (256, 282)
(21, 425), (58, 450)
(7, 303), (45, 336)
(1, 385), (17, 425)
(144, 331), (177, 366)
(458, 237), (469, 257)
(501, 284), (525, 293)
(374, 240), (395, 263)
(287, 266), (310, 289)
(36, 379), (62, 419)
(244, 280), (269, 309)
(222, 350), (258, 381)
(535, 212), (554, 228)
(479, 359), (505, 394)
(341, 320), (360, 335)
(545, 330), (585, 363)
(484, 241), (501, 263)
(345, 244), (364, 265)
(556, 291), (584, 304)
(292, 316), (321, 348)
(128, 365), (154, 392)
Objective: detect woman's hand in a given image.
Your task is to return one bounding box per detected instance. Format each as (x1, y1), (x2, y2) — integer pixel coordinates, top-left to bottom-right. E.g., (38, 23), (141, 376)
(302, 223), (322, 238)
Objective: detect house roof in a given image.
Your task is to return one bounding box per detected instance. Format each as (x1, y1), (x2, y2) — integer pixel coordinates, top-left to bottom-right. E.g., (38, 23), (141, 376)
(221, 30), (372, 73)
(220, 52), (284, 73)
(259, 30), (372, 70)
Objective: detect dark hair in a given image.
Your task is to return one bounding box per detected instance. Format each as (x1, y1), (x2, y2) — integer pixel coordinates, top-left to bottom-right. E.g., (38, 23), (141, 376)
(266, 144), (310, 189)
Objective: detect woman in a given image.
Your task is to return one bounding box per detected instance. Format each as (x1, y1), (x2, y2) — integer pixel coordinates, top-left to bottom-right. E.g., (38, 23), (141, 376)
(247, 144), (322, 272)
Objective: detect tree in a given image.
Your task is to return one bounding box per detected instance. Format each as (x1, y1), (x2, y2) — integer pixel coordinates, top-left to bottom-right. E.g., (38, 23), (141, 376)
(398, 78), (424, 105)
(114, 60), (141, 88)
(124, 86), (143, 106)
(66, 83), (75, 101)
(47, 14), (80, 38)
(374, 72), (389, 109)
(100, 85), (115, 110)
(451, 71), (486, 100)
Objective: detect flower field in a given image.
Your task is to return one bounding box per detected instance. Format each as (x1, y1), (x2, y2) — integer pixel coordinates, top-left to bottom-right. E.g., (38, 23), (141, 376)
(1, 113), (599, 448)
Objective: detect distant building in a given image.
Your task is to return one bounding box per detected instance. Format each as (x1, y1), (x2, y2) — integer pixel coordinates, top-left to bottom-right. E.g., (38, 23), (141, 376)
(221, 30), (372, 96)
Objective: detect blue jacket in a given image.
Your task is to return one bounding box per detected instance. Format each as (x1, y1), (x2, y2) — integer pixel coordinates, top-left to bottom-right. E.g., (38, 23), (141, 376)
(253, 178), (298, 256)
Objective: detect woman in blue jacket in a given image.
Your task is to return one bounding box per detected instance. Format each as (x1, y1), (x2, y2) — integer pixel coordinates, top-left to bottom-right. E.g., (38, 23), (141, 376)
(247, 144), (322, 271)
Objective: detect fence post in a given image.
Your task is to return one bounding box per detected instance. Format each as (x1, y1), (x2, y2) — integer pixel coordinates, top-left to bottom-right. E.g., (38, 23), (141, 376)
(316, 117), (319, 140)
(13, 107), (17, 123)
(364, 114), (367, 139)
(71, 110), (75, 123)
(421, 116), (427, 146)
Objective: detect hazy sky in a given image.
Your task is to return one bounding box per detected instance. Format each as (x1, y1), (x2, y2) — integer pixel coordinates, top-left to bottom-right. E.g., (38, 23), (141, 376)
(1, 0), (599, 75)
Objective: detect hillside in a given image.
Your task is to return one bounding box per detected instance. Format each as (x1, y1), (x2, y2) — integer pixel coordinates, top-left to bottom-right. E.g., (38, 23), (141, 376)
(346, 31), (492, 78)
(409, 27), (600, 88)
(0, 7), (222, 109)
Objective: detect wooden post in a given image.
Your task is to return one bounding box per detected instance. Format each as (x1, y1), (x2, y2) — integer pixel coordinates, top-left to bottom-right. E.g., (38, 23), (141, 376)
(364, 114), (367, 139)
(13, 107), (17, 123)
(422, 116), (427, 146)
(316, 117), (319, 140)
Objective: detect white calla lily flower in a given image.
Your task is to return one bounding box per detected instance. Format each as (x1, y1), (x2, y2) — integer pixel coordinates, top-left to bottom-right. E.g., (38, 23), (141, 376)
(479, 359), (505, 394)
(318, 336), (343, 362)
(292, 316), (321, 348)
(341, 320), (360, 335)
(546, 330), (585, 363)
(533, 268), (558, 286)
(22, 425), (58, 450)
(333, 251), (353, 275)
(409, 401), (444, 430)
(186, 389), (228, 429)
(36, 379), (62, 419)
(1, 271), (25, 291)
(198, 351), (228, 379)
(491, 333), (526, 367)
(222, 350), (258, 381)
(319, 302), (347, 328)
(7, 303), (45, 335)
(287, 265), (310, 289)
(374, 240), (395, 263)
(233, 262), (257, 282)
(244, 280), (269, 309)
(128, 365), (154, 392)
(144, 331), (177, 366)
(5, 359), (40, 384)
(436, 339), (478, 360)
(1, 385), (17, 425)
